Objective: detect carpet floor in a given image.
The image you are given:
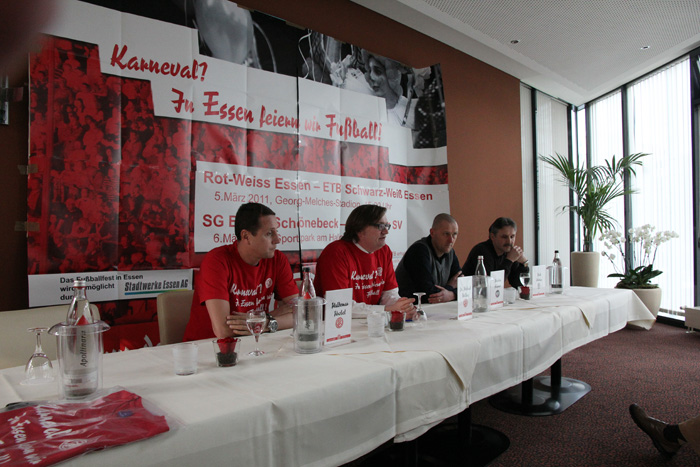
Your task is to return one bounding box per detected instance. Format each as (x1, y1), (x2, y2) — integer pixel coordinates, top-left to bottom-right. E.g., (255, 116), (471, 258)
(471, 322), (700, 466)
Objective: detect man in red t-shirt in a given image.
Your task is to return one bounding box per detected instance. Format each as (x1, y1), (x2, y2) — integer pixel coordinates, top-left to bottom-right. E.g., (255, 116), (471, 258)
(314, 204), (415, 317)
(184, 203), (298, 341)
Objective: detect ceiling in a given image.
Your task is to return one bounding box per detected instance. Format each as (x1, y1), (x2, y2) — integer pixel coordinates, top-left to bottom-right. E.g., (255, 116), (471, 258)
(350, 0), (700, 106)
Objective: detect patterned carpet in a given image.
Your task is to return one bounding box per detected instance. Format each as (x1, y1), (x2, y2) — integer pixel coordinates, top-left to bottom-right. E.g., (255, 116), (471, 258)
(473, 322), (700, 466)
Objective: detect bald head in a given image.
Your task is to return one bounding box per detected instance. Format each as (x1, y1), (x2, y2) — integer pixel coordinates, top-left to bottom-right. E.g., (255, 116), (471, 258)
(430, 213), (458, 257)
(432, 213), (457, 229)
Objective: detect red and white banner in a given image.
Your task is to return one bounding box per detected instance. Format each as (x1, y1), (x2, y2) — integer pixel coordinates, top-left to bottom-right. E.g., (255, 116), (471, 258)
(26, 0), (450, 346)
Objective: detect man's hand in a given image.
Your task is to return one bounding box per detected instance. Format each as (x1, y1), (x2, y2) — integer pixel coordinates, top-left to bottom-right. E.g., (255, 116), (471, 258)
(226, 313), (251, 336)
(428, 285), (455, 304)
(506, 245), (526, 263)
(385, 297), (416, 320)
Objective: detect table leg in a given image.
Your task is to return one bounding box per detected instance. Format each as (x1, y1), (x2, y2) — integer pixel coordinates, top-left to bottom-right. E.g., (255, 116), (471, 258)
(489, 358), (591, 416)
(412, 408), (509, 466)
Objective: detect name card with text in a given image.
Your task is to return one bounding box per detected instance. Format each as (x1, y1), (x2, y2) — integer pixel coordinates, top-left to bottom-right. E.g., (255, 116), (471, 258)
(531, 265), (547, 298)
(489, 270), (505, 309)
(457, 276), (473, 320)
(324, 288), (352, 346)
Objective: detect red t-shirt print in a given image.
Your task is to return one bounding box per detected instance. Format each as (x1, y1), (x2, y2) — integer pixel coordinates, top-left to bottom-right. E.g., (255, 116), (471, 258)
(0, 390), (169, 466)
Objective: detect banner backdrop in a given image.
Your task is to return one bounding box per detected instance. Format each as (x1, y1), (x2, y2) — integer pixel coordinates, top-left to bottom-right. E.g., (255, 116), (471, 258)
(27, 0), (449, 349)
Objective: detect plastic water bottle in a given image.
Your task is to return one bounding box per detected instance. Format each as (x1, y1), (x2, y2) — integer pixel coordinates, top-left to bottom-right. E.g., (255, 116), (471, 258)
(551, 250), (563, 294)
(473, 256), (489, 313)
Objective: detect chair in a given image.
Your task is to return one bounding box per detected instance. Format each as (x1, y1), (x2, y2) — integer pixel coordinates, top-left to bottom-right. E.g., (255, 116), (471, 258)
(156, 290), (194, 345)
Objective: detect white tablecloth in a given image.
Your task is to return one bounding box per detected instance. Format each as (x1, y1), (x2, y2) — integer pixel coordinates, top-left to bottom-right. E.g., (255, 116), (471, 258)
(0, 287), (654, 466)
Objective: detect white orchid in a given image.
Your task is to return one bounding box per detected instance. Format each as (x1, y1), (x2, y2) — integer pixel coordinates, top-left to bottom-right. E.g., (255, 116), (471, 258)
(600, 225), (678, 288)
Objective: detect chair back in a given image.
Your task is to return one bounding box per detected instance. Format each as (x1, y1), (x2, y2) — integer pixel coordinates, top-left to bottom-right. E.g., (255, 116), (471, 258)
(157, 290), (194, 344)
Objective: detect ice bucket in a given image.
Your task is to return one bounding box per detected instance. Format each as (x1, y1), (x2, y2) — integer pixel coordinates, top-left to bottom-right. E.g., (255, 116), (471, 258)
(49, 321), (110, 399)
(293, 297), (325, 354)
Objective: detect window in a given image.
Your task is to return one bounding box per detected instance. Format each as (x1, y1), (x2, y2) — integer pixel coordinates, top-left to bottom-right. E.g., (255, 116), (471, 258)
(521, 87), (571, 268)
(525, 57), (693, 314)
(535, 92), (571, 267)
(627, 58), (692, 313)
(588, 91), (624, 289)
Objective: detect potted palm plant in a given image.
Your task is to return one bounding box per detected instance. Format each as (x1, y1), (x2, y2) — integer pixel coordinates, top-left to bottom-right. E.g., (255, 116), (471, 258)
(539, 152), (647, 287)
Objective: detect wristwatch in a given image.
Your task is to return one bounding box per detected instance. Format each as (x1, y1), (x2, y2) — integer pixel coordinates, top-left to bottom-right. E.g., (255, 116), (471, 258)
(266, 313), (278, 333)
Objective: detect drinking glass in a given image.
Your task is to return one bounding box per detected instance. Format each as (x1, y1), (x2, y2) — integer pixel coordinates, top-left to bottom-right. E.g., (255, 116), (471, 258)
(520, 272), (531, 287)
(246, 310), (268, 357)
(413, 292), (427, 324)
(22, 327), (54, 385)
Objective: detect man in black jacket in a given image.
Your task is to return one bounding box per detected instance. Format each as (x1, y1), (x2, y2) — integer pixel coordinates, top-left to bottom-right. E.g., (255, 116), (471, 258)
(396, 214), (462, 303)
(462, 217), (529, 288)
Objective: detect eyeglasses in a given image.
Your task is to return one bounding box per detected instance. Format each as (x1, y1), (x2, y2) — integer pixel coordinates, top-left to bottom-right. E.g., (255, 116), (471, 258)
(370, 223), (392, 231)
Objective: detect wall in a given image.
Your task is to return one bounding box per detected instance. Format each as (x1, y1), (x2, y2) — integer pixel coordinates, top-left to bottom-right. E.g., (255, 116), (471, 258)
(0, 0), (522, 311)
(0, 68), (30, 311)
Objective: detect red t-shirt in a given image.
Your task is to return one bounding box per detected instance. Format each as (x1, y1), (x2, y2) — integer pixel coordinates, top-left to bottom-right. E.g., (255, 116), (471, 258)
(0, 390), (169, 466)
(184, 242), (298, 341)
(314, 240), (398, 305)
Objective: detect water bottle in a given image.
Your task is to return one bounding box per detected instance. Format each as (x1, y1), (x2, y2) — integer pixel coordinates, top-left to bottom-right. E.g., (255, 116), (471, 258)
(60, 280), (103, 398)
(301, 267), (316, 299)
(296, 268), (321, 352)
(551, 250), (563, 294)
(473, 256), (489, 313)
(66, 280), (100, 325)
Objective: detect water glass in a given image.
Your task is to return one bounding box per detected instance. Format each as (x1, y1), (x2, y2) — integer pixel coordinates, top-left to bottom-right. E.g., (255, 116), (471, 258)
(367, 310), (386, 337)
(504, 287), (517, 304)
(173, 342), (198, 375)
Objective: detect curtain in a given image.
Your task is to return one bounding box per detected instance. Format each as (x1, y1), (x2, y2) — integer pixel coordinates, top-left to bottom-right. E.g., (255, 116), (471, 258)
(588, 91), (624, 288)
(627, 58), (691, 313)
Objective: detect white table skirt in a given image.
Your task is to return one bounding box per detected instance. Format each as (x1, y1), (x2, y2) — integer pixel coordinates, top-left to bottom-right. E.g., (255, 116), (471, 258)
(0, 287), (654, 466)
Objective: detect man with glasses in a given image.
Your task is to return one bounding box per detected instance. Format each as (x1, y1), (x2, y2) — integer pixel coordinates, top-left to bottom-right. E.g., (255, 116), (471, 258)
(462, 217), (529, 288)
(395, 213), (462, 303)
(315, 204), (415, 316)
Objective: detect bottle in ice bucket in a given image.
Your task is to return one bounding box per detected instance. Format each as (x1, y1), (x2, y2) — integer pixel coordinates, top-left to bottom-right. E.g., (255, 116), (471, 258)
(550, 250), (563, 294)
(295, 267), (323, 353)
(66, 279), (100, 325)
(301, 267), (316, 299)
(473, 255), (489, 313)
(51, 280), (109, 399)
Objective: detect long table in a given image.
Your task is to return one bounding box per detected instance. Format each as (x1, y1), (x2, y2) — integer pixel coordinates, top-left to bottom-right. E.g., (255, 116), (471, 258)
(0, 287), (655, 466)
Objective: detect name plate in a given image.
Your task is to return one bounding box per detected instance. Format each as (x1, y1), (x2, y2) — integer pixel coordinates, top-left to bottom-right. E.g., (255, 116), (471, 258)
(324, 288), (352, 346)
(489, 270), (504, 309)
(531, 265), (547, 298)
(457, 276), (473, 320)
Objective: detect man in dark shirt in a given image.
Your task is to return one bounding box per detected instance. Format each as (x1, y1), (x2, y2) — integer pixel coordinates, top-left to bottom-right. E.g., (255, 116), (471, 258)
(396, 213), (462, 303)
(462, 217), (529, 287)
